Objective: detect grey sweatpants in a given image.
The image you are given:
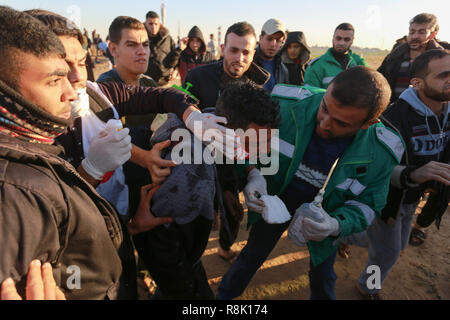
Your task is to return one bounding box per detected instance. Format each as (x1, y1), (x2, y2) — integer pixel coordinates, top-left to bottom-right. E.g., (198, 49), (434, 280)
(342, 202), (418, 294)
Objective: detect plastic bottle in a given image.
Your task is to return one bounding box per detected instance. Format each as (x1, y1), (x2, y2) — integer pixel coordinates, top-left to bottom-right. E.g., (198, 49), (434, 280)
(105, 119), (123, 133)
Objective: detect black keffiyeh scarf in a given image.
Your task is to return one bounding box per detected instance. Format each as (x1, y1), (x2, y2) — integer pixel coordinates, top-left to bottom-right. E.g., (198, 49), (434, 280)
(0, 79), (69, 144)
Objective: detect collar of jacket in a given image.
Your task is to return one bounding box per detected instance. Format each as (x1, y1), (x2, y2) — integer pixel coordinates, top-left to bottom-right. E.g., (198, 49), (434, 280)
(0, 132), (69, 171)
(254, 46), (283, 70)
(322, 48), (354, 67)
(149, 25), (171, 46)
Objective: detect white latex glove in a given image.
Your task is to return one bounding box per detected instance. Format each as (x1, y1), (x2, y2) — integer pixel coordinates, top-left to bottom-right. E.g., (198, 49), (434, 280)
(184, 110), (245, 160)
(302, 213), (341, 242)
(81, 127), (132, 180)
(243, 168), (267, 213)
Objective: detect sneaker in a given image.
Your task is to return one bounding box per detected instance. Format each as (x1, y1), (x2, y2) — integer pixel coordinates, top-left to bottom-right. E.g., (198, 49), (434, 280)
(356, 283), (383, 300)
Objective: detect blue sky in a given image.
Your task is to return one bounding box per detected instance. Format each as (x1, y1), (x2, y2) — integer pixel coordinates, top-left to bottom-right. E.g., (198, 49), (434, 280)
(5, 0), (450, 50)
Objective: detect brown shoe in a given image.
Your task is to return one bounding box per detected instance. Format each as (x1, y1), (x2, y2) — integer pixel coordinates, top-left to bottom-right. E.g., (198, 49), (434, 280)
(356, 283), (383, 300)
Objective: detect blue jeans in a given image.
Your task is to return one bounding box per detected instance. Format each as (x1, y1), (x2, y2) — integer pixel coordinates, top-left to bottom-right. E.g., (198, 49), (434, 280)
(342, 202), (418, 295)
(217, 218), (338, 300)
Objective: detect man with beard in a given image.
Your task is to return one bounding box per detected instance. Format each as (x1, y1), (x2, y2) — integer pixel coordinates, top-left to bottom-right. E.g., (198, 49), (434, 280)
(183, 22), (270, 262)
(252, 18), (289, 93)
(304, 23), (367, 89)
(378, 13), (445, 102)
(218, 66), (403, 300)
(345, 49), (450, 300)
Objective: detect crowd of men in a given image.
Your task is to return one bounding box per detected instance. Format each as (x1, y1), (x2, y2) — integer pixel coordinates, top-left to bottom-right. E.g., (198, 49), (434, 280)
(0, 5), (448, 301)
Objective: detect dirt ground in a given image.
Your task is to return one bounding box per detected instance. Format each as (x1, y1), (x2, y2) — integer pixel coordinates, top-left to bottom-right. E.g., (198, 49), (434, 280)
(92, 56), (449, 301)
(202, 205), (450, 300)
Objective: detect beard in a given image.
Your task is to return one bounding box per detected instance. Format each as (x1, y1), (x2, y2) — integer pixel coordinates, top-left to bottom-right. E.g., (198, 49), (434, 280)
(224, 59), (248, 78)
(424, 82), (450, 102)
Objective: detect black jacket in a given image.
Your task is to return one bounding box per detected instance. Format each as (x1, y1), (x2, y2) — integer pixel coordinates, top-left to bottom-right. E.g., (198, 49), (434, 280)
(183, 61), (270, 110)
(380, 87), (449, 224)
(0, 135), (137, 300)
(167, 26), (216, 83)
(146, 25), (179, 86)
(253, 47), (290, 87)
(279, 31), (311, 85)
(378, 39), (444, 102)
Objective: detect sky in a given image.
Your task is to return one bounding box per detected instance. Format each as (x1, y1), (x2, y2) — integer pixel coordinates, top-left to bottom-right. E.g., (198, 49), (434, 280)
(4, 0), (450, 50)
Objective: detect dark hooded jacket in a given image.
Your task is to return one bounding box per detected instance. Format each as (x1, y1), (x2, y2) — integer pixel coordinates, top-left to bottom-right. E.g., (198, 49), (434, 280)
(380, 87), (449, 226)
(0, 81), (137, 300)
(172, 26), (216, 83)
(378, 39), (445, 102)
(280, 31), (311, 85)
(183, 61), (270, 110)
(145, 25), (179, 86)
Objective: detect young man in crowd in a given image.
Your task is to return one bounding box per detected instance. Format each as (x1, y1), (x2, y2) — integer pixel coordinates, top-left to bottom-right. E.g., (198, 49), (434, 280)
(218, 66), (404, 300)
(183, 22), (270, 262)
(0, 6), (137, 300)
(169, 26), (216, 83)
(304, 23), (367, 89)
(252, 18), (289, 93)
(345, 49), (449, 300)
(378, 13), (445, 102)
(134, 80), (280, 299)
(144, 11), (181, 86)
(98, 16), (157, 87)
(27, 10), (208, 222)
(280, 31), (312, 85)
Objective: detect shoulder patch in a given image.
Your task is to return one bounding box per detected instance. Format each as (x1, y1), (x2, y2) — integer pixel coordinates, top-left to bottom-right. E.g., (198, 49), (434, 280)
(375, 127), (405, 163)
(271, 84), (313, 100)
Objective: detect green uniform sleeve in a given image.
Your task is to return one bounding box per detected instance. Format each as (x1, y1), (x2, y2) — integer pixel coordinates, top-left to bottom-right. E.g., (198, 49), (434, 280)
(304, 61), (323, 89)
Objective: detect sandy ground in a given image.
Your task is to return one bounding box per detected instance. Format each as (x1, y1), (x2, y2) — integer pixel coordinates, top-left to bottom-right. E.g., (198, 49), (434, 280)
(93, 56), (449, 300)
(203, 206), (450, 300)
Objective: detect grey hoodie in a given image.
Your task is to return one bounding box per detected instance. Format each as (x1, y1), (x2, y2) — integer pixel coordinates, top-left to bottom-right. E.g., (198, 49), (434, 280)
(399, 86), (449, 154)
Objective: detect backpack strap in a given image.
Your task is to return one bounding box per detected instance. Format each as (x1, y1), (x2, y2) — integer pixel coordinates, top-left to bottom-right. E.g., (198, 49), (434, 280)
(86, 82), (117, 123)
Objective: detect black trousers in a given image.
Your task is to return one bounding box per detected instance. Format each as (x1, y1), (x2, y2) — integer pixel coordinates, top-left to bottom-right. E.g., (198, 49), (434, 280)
(133, 216), (214, 300)
(218, 190), (244, 251)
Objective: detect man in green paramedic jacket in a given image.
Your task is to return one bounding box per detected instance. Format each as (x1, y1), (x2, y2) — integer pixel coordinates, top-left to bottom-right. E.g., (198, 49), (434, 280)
(304, 23), (368, 89)
(217, 66), (405, 300)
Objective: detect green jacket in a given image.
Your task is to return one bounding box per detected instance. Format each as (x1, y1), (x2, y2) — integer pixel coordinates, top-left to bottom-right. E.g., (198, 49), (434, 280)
(304, 49), (368, 89)
(248, 84), (404, 266)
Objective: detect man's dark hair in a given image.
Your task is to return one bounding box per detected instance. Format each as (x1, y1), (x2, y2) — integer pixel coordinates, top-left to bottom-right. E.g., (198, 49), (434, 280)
(335, 23), (355, 33)
(330, 66), (391, 121)
(109, 16), (146, 44)
(224, 22), (256, 45)
(410, 13), (439, 33)
(25, 9), (84, 46)
(0, 6), (66, 90)
(216, 80), (280, 129)
(411, 49), (449, 79)
(145, 11), (159, 20)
